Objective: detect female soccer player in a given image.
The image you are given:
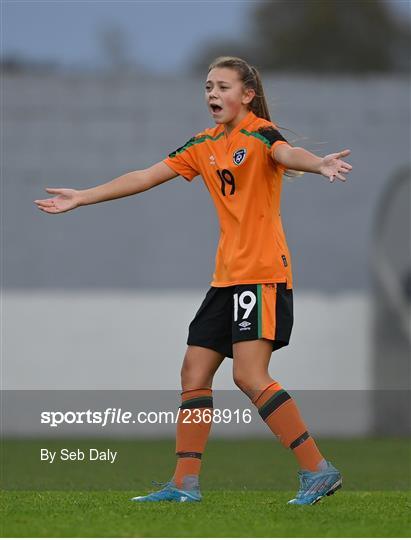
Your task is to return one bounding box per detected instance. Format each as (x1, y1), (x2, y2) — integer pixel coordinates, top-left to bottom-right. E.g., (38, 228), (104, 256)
(34, 56), (352, 505)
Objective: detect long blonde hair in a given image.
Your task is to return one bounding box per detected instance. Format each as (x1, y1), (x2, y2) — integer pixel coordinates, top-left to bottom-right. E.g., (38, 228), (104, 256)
(208, 56), (304, 178)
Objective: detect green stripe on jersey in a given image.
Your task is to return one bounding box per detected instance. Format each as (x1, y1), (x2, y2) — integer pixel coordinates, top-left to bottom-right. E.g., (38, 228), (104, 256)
(169, 132), (225, 157)
(257, 284), (262, 338)
(240, 129), (271, 148)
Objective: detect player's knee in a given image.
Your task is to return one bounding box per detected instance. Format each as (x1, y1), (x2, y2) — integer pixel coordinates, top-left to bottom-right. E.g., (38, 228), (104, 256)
(233, 368), (270, 398)
(180, 353), (211, 390)
(233, 369), (250, 393)
(180, 357), (192, 387)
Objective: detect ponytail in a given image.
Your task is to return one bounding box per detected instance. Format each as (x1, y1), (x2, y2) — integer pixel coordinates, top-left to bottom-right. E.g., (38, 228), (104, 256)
(249, 65), (271, 122)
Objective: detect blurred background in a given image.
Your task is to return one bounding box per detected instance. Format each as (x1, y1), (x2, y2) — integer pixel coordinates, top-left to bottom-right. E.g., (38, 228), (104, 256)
(2, 0), (410, 445)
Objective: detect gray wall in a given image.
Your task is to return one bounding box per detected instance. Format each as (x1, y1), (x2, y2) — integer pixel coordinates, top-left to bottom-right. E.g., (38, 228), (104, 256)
(4, 73), (410, 292)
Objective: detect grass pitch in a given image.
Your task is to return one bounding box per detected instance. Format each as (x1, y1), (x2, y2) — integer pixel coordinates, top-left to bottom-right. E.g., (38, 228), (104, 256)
(2, 490), (410, 537)
(1, 438), (410, 537)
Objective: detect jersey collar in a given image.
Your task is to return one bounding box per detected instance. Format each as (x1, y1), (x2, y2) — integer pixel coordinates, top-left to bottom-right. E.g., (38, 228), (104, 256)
(223, 110), (257, 140)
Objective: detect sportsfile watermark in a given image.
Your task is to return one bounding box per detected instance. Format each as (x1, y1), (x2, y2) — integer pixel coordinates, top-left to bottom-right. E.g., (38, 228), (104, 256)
(3, 389), (410, 437)
(2, 390), (409, 491)
(40, 407), (253, 428)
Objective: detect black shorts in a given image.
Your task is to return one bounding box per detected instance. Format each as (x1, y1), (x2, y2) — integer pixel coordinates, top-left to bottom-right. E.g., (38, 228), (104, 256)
(187, 283), (293, 359)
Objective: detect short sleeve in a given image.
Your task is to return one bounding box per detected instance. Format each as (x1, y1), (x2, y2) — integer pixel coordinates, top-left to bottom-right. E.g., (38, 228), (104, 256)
(163, 135), (201, 182)
(257, 126), (290, 169)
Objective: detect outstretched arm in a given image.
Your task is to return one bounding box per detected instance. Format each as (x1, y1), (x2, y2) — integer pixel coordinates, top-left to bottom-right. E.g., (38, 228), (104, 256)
(273, 144), (352, 183)
(34, 161), (178, 214)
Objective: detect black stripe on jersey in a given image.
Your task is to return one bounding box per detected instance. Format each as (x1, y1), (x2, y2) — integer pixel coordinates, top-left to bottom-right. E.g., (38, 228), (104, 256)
(168, 132), (225, 158)
(257, 126), (288, 147)
(168, 136), (197, 158)
(168, 131), (224, 158)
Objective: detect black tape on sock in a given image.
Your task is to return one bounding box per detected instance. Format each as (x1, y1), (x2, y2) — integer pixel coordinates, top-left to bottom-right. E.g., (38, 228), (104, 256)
(258, 390), (291, 421)
(176, 451), (202, 459)
(289, 431), (310, 449)
(180, 396), (213, 409)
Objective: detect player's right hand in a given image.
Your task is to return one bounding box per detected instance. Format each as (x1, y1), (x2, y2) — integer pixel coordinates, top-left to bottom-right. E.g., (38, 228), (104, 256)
(34, 188), (82, 214)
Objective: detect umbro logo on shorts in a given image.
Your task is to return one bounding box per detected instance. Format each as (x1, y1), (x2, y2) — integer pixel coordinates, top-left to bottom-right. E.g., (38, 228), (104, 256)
(238, 320), (251, 331)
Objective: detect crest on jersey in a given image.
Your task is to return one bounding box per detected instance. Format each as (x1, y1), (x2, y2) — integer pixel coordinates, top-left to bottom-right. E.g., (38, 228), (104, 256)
(233, 148), (246, 166)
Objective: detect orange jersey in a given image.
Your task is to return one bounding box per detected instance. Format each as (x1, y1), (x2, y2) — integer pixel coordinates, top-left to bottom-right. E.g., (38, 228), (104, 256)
(163, 110), (293, 289)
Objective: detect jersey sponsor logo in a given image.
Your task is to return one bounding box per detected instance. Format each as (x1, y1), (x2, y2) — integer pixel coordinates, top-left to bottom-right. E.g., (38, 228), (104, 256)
(281, 254), (288, 267)
(233, 148), (246, 166)
(209, 154), (216, 166)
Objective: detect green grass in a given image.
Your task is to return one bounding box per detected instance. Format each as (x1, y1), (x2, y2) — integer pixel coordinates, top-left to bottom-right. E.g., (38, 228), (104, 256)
(1, 438), (410, 536)
(2, 491), (410, 537)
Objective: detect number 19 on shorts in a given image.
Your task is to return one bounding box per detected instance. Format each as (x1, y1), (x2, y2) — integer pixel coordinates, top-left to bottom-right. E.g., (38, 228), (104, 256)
(233, 290), (256, 321)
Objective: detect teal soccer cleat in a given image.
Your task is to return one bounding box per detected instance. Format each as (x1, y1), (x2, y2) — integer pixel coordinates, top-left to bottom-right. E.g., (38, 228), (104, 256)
(287, 461), (342, 505)
(130, 478), (202, 503)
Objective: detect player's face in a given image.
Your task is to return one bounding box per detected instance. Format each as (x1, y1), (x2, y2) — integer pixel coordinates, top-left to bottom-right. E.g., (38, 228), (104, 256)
(205, 68), (254, 125)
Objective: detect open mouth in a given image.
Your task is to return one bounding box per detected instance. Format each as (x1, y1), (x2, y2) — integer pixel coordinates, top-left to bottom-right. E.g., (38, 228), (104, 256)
(210, 104), (223, 114)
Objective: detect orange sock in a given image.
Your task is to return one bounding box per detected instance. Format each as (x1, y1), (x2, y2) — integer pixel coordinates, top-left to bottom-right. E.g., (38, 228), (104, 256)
(253, 381), (325, 472)
(173, 387), (213, 488)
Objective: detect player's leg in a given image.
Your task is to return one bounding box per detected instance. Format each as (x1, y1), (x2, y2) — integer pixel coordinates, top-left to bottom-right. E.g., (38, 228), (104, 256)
(173, 285), (231, 493)
(232, 338), (342, 505)
(173, 345), (224, 489)
(231, 283), (342, 504)
(175, 284), (232, 492)
(132, 286), (230, 503)
(131, 345), (224, 503)
(233, 338), (326, 471)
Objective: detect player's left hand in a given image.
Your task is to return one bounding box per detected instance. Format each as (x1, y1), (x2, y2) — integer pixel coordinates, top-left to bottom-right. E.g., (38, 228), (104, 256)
(319, 149), (352, 182)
